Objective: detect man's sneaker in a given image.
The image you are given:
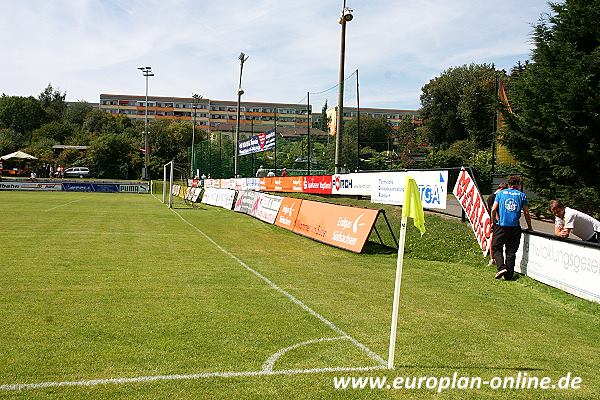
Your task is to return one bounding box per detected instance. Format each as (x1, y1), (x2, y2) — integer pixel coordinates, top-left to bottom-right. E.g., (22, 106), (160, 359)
(495, 268), (507, 279)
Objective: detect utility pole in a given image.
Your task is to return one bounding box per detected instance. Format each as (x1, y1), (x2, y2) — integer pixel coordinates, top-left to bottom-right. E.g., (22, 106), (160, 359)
(356, 68), (360, 172)
(307, 92), (311, 175)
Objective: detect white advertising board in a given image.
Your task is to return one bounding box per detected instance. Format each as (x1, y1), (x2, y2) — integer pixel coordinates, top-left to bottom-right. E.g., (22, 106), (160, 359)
(216, 188), (236, 209)
(253, 193), (284, 224)
(201, 187), (217, 205)
(246, 178), (260, 191)
(515, 233), (600, 304)
(0, 181), (63, 191)
(331, 173), (373, 196)
(370, 170), (448, 210)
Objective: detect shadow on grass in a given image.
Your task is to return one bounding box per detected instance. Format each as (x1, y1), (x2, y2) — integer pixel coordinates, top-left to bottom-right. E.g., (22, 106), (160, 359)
(363, 241), (397, 255)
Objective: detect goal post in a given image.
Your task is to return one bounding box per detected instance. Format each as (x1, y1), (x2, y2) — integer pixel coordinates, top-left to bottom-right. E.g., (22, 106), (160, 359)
(162, 160), (174, 208)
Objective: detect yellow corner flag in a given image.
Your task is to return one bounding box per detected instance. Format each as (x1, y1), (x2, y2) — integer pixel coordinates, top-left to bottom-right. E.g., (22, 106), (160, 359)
(402, 176), (426, 236)
(388, 176), (425, 369)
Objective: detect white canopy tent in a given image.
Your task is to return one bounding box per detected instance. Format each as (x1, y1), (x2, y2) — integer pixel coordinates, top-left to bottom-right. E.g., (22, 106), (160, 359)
(0, 151), (38, 160)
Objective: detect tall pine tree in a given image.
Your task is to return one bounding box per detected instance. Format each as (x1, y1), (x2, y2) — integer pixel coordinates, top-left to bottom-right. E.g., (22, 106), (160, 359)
(504, 0), (600, 217)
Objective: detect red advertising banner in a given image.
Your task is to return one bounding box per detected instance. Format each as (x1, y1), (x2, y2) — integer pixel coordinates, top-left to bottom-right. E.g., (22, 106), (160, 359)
(452, 168), (492, 255)
(275, 197), (303, 230)
(302, 175), (332, 194)
(293, 200), (379, 253)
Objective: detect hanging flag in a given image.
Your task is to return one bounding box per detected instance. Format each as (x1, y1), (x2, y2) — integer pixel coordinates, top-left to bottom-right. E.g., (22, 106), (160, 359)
(403, 176), (426, 236)
(388, 176), (425, 370)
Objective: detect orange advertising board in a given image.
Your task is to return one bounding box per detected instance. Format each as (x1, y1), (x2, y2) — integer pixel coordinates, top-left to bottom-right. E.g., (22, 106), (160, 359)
(275, 197), (303, 230)
(273, 177), (304, 192)
(260, 177), (275, 192)
(292, 200), (380, 253)
(261, 176), (303, 192)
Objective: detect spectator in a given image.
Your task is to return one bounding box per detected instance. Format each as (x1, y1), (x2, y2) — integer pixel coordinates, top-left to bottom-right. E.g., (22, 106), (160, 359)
(550, 200), (600, 243)
(490, 175), (533, 280)
(49, 165), (54, 179)
(256, 165), (266, 178)
(30, 171), (37, 181)
(267, 171), (275, 177)
(486, 182), (508, 266)
(281, 167), (288, 177)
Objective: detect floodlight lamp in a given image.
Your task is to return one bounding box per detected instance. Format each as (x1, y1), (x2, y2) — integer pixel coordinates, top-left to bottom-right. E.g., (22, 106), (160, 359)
(342, 7), (353, 22)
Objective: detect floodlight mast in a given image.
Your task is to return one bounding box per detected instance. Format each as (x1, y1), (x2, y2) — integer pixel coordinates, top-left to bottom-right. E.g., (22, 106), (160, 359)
(138, 66), (154, 179)
(334, 2), (353, 174)
(234, 52), (249, 177)
(191, 94), (202, 178)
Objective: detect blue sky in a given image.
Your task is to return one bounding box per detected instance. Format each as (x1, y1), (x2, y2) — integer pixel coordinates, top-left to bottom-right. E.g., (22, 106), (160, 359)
(0, 0), (551, 109)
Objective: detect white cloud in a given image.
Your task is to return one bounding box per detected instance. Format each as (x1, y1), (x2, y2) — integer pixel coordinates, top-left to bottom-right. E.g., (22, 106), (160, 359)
(0, 0), (550, 108)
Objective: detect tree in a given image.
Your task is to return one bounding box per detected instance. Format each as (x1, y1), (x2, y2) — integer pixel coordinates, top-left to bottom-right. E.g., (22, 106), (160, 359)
(31, 122), (75, 145)
(83, 109), (118, 135)
(0, 128), (24, 155)
(87, 133), (139, 179)
(314, 101), (329, 131)
(504, 0), (600, 217)
(420, 64), (499, 149)
(39, 84), (67, 123)
(64, 101), (93, 126)
(0, 95), (45, 139)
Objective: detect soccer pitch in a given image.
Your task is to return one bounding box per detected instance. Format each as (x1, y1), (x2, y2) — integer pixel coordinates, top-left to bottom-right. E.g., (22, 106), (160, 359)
(1, 191), (599, 399)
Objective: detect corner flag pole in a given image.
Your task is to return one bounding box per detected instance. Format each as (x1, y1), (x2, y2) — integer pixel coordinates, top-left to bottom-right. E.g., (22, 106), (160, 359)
(388, 176), (425, 370)
(388, 213), (408, 369)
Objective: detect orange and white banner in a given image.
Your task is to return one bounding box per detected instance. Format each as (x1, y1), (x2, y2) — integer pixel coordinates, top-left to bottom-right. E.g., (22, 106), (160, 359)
(293, 200), (379, 253)
(452, 168), (492, 255)
(275, 197), (302, 230)
(274, 177), (304, 192)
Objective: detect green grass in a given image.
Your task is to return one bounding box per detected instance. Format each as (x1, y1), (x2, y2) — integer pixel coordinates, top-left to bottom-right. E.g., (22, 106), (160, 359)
(0, 191), (599, 399)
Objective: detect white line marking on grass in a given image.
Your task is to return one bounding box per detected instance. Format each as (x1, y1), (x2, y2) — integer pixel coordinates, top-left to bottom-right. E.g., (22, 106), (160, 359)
(0, 365), (387, 392)
(44, 196), (88, 211)
(262, 336), (349, 372)
(169, 208), (386, 367)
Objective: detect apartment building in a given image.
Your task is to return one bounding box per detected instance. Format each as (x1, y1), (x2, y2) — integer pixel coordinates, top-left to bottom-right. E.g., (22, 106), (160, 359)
(99, 94), (314, 134)
(326, 106), (420, 136)
(99, 94), (420, 138)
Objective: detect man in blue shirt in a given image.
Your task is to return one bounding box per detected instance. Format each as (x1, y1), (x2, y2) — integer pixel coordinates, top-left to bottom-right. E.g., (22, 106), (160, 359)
(490, 175), (533, 280)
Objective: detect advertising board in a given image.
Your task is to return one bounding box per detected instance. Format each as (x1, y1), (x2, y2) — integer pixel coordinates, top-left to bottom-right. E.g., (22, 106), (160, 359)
(253, 193), (284, 224)
(515, 233), (600, 303)
(452, 168), (492, 255)
(370, 170), (448, 210)
(293, 200), (379, 253)
(302, 175), (332, 194)
(275, 197), (302, 231)
(0, 181), (63, 191)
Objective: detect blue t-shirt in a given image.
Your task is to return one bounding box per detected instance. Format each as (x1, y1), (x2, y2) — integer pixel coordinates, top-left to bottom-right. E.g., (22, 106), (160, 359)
(494, 188), (528, 227)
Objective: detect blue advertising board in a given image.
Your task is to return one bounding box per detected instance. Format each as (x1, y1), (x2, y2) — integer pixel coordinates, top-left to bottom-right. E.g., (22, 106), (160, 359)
(238, 128), (276, 156)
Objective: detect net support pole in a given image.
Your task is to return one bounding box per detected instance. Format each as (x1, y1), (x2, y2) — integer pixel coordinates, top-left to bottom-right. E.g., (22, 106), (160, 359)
(388, 215), (408, 369)
(162, 164), (167, 203)
(169, 160), (174, 209)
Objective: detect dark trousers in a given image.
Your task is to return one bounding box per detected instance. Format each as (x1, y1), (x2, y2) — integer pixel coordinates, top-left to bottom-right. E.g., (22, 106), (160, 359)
(587, 232), (600, 243)
(492, 226), (522, 279)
